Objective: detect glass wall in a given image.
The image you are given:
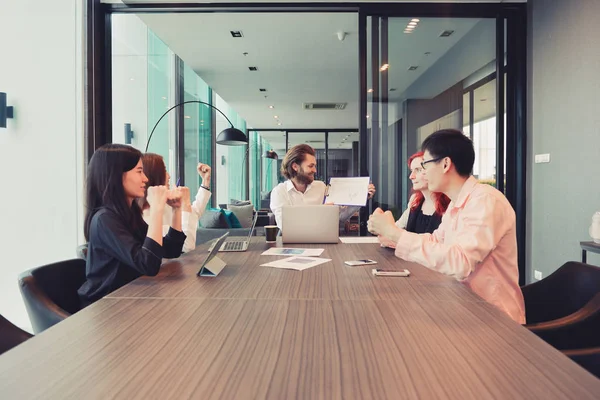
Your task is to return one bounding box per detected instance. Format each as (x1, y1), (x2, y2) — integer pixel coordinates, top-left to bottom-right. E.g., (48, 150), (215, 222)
(182, 64), (212, 198)
(214, 94), (247, 206)
(111, 14), (177, 185)
(112, 14), (256, 212)
(367, 16), (499, 217)
(463, 74), (507, 189)
(328, 132), (358, 179)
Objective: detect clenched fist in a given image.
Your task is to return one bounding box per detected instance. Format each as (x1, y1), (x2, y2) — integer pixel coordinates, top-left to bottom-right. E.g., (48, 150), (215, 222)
(166, 187), (184, 209)
(147, 185), (169, 210)
(197, 162), (212, 187)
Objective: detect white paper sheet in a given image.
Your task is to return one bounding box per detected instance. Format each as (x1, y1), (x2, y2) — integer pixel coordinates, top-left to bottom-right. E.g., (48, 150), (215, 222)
(260, 256), (331, 271)
(325, 177), (370, 206)
(339, 236), (380, 244)
(261, 248), (324, 257)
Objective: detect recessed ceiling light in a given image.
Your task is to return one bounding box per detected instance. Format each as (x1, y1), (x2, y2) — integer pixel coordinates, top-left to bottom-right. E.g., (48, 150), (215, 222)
(366, 115), (370, 119)
(277, 122), (282, 126)
(129, 78), (135, 81)
(200, 120), (204, 123)
(380, 64), (389, 71)
(184, 115), (191, 119)
(269, 105), (274, 109)
(405, 25), (415, 30)
(161, 96), (167, 100)
(404, 30), (413, 34)
(408, 22), (418, 26)
(411, 18), (420, 23)
(367, 88), (374, 93)
(274, 115), (279, 119)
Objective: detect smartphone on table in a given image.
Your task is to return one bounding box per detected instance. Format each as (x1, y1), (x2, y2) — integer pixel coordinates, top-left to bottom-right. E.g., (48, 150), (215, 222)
(371, 268), (410, 277)
(344, 259), (378, 266)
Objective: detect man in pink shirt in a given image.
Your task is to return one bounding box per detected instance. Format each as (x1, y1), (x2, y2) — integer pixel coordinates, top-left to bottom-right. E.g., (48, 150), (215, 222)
(368, 129), (525, 324)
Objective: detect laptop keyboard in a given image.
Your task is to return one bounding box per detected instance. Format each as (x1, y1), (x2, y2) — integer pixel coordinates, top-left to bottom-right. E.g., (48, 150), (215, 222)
(223, 241), (244, 251)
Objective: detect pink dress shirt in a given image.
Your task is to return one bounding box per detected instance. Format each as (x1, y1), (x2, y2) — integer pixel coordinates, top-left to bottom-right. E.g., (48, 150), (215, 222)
(393, 176), (526, 324)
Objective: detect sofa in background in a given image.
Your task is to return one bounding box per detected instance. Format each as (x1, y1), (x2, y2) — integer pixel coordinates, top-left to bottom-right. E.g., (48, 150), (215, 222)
(196, 205), (274, 245)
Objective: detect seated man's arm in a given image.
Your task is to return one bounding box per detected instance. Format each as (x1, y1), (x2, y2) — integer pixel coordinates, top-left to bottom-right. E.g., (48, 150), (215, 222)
(269, 186), (288, 231)
(339, 205), (360, 223)
(394, 194), (509, 280)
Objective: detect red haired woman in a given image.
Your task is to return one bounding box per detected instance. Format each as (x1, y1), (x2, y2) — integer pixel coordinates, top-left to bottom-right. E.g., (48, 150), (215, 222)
(380, 151), (450, 247)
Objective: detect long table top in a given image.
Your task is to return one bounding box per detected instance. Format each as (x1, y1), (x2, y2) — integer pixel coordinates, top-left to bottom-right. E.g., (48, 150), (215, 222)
(1, 238), (598, 399)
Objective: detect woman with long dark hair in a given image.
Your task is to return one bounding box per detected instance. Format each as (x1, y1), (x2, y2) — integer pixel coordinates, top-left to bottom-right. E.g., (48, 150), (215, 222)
(138, 153), (212, 252)
(380, 151), (450, 247)
(78, 144), (186, 307)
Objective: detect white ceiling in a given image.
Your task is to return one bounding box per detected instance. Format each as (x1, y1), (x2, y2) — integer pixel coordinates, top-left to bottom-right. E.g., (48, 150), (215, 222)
(141, 13), (360, 130)
(382, 18), (480, 99)
(139, 12), (496, 131)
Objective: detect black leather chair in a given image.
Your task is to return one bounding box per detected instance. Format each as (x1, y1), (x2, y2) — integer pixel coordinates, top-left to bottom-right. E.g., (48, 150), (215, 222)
(521, 261), (600, 326)
(529, 297), (600, 378)
(0, 314), (33, 355)
(18, 258), (87, 334)
(563, 347), (600, 379)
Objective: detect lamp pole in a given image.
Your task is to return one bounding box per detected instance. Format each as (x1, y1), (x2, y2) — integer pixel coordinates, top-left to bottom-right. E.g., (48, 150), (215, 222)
(145, 100), (247, 152)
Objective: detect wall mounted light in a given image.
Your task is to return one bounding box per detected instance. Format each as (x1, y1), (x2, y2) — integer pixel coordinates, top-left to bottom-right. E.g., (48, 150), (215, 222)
(0, 92), (14, 128)
(124, 123), (134, 144)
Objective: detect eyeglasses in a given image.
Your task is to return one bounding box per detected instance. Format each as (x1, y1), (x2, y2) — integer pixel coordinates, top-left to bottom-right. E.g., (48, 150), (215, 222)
(421, 156), (444, 170)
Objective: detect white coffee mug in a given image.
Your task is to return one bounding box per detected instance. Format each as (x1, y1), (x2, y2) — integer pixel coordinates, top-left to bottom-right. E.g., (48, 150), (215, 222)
(589, 212), (600, 244)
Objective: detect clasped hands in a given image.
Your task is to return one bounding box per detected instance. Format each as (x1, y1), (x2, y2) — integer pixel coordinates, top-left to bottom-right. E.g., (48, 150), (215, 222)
(146, 186), (190, 210)
(367, 207), (400, 244)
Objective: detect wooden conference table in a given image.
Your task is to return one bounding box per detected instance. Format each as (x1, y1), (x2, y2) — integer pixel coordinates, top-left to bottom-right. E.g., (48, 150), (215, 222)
(0, 238), (598, 399)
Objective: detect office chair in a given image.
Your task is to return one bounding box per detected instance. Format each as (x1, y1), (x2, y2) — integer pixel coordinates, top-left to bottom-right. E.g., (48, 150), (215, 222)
(0, 314), (33, 355)
(18, 258), (86, 334)
(521, 261), (600, 327)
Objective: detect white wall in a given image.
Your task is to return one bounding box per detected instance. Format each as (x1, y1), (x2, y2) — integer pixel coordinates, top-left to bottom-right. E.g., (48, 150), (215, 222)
(0, 0), (83, 330)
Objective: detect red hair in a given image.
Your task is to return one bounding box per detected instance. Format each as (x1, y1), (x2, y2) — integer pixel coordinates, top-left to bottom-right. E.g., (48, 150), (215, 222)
(408, 151), (451, 216)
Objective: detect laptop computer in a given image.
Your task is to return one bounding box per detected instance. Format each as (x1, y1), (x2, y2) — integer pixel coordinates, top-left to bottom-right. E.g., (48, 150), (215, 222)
(219, 212), (259, 252)
(282, 205), (340, 244)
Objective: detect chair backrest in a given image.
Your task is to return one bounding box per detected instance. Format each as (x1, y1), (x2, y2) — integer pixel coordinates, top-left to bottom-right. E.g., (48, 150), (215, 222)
(564, 347), (600, 379)
(76, 244), (88, 259)
(522, 261), (600, 324)
(19, 258), (87, 334)
(0, 314), (33, 355)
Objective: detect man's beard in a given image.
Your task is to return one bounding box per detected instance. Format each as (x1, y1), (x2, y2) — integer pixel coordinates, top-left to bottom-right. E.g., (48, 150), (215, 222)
(296, 168), (314, 184)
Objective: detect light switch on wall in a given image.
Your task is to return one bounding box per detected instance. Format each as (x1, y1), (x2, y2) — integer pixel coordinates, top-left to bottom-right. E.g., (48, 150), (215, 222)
(534, 153), (551, 163)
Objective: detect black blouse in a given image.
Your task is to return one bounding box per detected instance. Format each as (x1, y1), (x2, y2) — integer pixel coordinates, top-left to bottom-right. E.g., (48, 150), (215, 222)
(78, 207), (186, 308)
(406, 200), (443, 234)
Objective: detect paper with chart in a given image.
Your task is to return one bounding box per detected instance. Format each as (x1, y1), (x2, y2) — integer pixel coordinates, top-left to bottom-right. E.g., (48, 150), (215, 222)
(339, 236), (380, 244)
(325, 177), (370, 206)
(260, 256), (331, 271)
